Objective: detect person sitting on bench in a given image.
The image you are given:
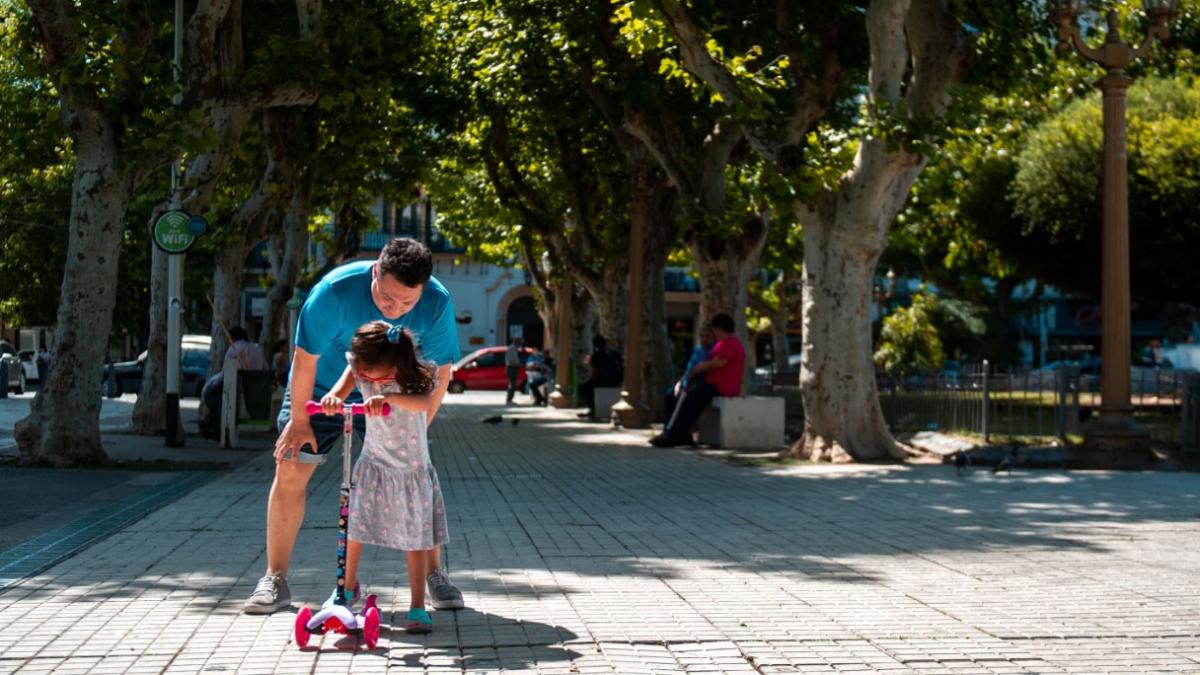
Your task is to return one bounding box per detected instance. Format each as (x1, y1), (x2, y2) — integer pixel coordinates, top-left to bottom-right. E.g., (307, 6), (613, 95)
(577, 335), (622, 418)
(649, 313), (744, 447)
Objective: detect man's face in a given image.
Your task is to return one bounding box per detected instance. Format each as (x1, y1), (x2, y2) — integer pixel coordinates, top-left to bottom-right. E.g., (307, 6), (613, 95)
(371, 264), (423, 319)
(698, 329), (715, 348)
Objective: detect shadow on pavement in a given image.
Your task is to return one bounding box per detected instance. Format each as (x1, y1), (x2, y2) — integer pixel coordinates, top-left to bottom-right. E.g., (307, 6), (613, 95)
(299, 607), (581, 669)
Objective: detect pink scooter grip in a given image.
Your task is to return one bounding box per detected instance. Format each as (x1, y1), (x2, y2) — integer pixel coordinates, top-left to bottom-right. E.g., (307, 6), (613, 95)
(305, 401), (392, 417)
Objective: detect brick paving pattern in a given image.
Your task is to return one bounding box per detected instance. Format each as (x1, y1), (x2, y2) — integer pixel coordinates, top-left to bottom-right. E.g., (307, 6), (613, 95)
(0, 391), (1197, 673)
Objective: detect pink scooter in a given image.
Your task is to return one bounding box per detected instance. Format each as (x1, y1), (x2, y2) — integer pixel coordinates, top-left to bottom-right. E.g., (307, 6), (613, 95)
(294, 400), (390, 650)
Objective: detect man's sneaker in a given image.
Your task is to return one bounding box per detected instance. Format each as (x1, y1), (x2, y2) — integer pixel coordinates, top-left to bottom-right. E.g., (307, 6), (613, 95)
(426, 568), (465, 610)
(243, 574), (291, 615)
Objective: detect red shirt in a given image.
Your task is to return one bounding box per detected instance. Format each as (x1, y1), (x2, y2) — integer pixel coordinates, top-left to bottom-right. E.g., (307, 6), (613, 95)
(706, 335), (745, 396)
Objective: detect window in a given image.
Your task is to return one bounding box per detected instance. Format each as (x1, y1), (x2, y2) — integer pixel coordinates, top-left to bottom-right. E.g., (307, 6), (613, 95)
(473, 353), (501, 368)
(183, 349), (208, 370)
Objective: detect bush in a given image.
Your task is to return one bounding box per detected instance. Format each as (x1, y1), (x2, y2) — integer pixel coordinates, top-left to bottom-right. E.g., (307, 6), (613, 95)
(874, 291), (945, 381)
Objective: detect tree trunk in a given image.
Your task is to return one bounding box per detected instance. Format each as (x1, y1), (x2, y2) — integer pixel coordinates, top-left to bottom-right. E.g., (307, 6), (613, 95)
(569, 288), (596, 387)
(792, 175), (917, 462)
(579, 269), (627, 353)
(261, 189), (311, 349)
(209, 237), (248, 374)
(692, 218), (768, 392)
(770, 269), (794, 375)
(635, 169), (676, 422)
(131, 245), (168, 433)
(15, 150), (131, 466)
(640, 247), (671, 420)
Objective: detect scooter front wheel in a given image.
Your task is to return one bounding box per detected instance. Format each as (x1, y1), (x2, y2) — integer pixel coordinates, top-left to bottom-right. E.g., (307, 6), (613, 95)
(362, 607), (381, 649)
(294, 606), (313, 649)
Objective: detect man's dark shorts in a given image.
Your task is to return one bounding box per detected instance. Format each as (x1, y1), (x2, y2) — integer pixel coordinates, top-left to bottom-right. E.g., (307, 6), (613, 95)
(276, 386), (365, 465)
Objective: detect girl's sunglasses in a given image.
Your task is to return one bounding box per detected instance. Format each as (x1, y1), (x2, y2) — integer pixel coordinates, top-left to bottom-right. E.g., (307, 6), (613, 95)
(356, 370), (395, 383)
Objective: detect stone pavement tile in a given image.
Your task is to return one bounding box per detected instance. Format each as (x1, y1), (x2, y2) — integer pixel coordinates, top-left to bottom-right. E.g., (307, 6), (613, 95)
(3, 393), (1200, 673)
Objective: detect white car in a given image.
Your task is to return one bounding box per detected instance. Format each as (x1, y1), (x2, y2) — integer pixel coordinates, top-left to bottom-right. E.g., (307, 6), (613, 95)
(16, 350), (41, 381)
(1, 347), (24, 394)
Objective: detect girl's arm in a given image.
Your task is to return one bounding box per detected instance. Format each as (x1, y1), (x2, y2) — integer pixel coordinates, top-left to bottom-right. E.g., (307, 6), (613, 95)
(328, 365), (356, 400)
(319, 365), (357, 415)
(381, 391), (435, 412)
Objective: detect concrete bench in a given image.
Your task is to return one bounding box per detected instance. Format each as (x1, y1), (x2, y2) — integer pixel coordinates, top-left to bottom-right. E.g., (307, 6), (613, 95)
(220, 358), (275, 449)
(697, 395), (786, 450)
(594, 386), (622, 422)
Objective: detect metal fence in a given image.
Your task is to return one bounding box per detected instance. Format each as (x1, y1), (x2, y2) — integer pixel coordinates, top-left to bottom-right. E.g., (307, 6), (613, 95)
(874, 362), (1200, 453)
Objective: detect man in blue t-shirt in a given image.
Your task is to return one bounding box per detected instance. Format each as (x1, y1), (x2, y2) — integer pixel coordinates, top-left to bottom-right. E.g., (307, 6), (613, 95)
(244, 238), (465, 616)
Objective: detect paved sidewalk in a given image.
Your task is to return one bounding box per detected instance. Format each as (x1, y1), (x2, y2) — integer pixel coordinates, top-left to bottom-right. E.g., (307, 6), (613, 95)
(0, 392), (1198, 673)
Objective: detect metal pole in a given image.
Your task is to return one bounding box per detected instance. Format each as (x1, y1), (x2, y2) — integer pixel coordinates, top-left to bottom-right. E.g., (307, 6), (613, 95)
(165, 0), (186, 446)
(982, 360), (990, 443)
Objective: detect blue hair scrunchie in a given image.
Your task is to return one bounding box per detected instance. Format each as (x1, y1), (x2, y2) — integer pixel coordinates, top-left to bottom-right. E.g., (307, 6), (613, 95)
(387, 323), (404, 344)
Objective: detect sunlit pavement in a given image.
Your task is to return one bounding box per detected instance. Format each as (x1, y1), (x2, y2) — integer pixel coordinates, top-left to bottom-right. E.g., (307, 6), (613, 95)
(0, 390), (1197, 673)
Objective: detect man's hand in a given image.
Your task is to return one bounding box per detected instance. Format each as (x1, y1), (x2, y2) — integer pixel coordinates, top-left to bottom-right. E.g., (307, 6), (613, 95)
(274, 417), (318, 463)
(320, 394), (344, 416)
(364, 394), (389, 416)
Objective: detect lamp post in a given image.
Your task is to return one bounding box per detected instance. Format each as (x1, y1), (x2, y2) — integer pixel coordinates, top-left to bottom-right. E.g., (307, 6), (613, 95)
(1049, 0), (1175, 466)
(545, 253), (575, 409)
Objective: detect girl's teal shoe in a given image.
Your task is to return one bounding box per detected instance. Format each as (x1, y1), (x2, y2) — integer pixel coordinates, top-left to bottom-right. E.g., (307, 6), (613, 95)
(405, 607), (433, 634)
(321, 582), (361, 608)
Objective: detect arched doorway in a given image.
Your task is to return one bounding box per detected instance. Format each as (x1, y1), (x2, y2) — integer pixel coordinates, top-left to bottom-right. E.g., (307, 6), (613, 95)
(505, 296), (545, 349)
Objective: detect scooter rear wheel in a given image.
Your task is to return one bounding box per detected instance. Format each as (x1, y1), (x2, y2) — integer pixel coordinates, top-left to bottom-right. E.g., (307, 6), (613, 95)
(294, 606), (313, 649)
(362, 607), (381, 649)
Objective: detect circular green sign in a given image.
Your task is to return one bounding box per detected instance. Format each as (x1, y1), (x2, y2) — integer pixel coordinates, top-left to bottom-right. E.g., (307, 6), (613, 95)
(153, 211), (197, 254)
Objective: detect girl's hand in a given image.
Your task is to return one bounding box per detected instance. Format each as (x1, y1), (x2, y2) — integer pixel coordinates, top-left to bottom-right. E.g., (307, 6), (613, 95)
(364, 394), (389, 416)
(320, 394), (344, 416)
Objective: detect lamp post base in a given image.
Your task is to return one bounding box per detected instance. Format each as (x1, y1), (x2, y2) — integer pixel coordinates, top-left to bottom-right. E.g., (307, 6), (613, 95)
(549, 390), (574, 409)
(612, 393), (649, 429)
(1076, 413), (1153, 469)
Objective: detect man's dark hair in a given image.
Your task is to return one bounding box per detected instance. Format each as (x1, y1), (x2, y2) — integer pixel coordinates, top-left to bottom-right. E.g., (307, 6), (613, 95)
(378, 237), (433, 287)
(592, 335), (607, 349)
(229, 326), (249, 342)
(711, 313), (735, 333)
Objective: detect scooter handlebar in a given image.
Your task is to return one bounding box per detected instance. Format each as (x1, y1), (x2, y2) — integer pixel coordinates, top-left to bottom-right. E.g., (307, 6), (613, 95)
(305, 400), (391, 417)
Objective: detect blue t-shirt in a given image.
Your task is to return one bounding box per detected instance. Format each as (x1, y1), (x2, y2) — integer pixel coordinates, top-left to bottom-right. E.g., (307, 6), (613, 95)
(295, 260), (460, 400)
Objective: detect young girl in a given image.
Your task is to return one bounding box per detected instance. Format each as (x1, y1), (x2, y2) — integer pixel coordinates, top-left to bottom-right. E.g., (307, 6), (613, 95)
(319, 320), (449, 634)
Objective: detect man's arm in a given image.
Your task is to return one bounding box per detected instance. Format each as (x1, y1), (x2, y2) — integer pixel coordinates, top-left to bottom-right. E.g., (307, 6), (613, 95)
(427, 363), (452, 426)
(289, 348), (320, 417)
(690, 356), (728, 375)
(274, 347), (321, 461)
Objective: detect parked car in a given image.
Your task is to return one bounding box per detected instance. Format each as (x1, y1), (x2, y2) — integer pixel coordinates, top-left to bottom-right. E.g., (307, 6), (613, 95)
(15, 350), (40, 381)
(104, 335), (212, 398)
(448, 346), (534, 393)
(753, 352), (803, 389)
(753, 352), (804, 378)
(1, 343), (24, 394)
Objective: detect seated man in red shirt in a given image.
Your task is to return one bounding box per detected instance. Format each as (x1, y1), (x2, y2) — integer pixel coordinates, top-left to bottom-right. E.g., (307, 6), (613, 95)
(650, 313), (745, 447)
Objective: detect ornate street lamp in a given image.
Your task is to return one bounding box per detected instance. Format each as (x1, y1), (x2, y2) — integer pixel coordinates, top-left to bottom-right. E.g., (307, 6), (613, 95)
(543, 251), (575, 409)
(1049, 0), (1176, 466)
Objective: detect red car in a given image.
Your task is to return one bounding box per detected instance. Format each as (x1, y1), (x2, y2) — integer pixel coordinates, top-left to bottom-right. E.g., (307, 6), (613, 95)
(448, 346), (534, 393)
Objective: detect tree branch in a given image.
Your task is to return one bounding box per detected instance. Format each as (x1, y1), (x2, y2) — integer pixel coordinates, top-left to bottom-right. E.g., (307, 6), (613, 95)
(186, 0), (236, 96)
(904, 0), (970, 118)
(866, 0), (911, 108)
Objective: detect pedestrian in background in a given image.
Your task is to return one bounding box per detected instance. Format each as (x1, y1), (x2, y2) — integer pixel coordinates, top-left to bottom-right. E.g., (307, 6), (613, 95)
(505, 336), (524, 405)
(525, 346), (548, 407)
